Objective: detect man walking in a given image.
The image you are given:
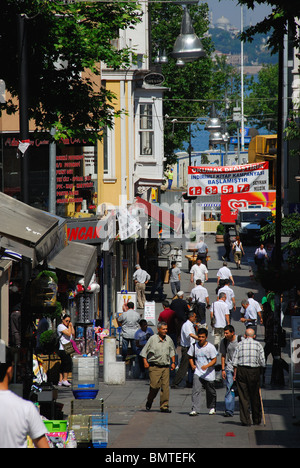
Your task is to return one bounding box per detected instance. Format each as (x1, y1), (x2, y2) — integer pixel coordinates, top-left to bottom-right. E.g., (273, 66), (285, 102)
(210, 292), (230, 350)
(140, 322), (176, 413)
(240, 298), (263, 334)
(220, 325), (242, 417)
(169, 261), (181, 298)
(158, 300), (177, 349)
(193, 236), (208, 266)
(170, 291), (190, 346)
(218, 279), (236, 319)
(190, 279), (209, 325)
(117, 301), (140, 361)
(190, 258), (208, 286)
(172, 311), (199, 389)
(232, 328), (266, 426)
(133, 264), (150, 309)
(216, 262), (234, 288)
(188, 328), (218, 416)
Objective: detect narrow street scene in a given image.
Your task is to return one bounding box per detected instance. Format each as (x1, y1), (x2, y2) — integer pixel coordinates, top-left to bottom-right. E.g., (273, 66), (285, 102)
(0, 0), (300, 454)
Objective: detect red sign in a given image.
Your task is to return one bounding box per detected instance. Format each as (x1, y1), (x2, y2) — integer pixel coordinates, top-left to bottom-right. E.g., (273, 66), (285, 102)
(221, 191), (276, 224)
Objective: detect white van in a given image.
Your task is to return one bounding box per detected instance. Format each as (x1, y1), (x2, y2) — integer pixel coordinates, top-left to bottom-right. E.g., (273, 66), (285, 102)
(235, 205), (272, 244)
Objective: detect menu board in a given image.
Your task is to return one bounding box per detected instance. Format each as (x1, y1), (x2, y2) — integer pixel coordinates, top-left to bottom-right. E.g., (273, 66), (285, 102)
(56, 154), (94, 205)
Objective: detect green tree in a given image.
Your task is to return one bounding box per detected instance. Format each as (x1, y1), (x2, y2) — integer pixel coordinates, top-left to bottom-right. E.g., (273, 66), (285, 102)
(235, 1), (300, 52)
(244, 63), (279, 132)
(0, 0), (142, 142)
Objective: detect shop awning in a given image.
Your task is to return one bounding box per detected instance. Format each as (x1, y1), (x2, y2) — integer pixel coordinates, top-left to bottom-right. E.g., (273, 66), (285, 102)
(135, 196), (182, 233)
(0, 192), (59, 265)
(49, 241), (97, 286)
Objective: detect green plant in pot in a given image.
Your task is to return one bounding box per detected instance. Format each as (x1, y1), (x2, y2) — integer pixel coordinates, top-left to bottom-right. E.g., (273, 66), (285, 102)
(216, 223), (225, 242)
(39, 330), (57, 355)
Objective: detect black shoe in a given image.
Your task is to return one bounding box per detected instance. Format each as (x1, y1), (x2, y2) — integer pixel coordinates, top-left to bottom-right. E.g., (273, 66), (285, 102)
(146, 401), (152, 411)
(160, 407), (172, 413)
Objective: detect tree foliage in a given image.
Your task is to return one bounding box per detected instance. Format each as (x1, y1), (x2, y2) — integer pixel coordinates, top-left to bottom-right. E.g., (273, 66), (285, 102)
(234, 0), (300, 53)
(0, 0), (142, 142)
(244, 63), (279, 132)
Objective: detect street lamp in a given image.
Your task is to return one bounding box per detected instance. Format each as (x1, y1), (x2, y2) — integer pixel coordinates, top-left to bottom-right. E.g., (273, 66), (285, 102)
(172, 6), (206, 64)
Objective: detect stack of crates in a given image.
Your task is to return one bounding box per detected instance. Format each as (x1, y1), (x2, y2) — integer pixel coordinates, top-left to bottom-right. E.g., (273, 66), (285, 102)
(68, 413), (108, 448)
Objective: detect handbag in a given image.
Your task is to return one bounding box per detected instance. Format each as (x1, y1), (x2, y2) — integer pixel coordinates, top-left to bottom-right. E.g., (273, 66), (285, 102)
(63, 341), (76, 356)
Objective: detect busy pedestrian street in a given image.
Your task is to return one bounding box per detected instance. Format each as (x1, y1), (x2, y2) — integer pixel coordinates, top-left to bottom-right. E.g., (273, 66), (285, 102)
(57, 232), (300, 449)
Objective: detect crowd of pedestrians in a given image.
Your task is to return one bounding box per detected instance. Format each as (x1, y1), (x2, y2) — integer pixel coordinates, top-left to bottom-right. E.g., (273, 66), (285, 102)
(127, 234), (276, 426)
(115, 234), (279, 427)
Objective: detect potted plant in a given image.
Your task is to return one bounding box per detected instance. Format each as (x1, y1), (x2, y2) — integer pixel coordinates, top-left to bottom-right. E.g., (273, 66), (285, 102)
(215, 223), (225, 243)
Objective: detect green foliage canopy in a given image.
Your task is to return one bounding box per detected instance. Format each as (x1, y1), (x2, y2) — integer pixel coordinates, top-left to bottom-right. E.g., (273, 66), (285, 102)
(0, 0), (142, 142)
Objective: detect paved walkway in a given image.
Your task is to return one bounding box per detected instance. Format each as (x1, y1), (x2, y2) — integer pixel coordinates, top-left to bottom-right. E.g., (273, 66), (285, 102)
(57, 233), (300, 449)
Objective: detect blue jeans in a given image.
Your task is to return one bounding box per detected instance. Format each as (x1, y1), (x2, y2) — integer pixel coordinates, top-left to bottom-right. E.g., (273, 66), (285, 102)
(224, 369), (236, 415)
(122, 337), (137, 361)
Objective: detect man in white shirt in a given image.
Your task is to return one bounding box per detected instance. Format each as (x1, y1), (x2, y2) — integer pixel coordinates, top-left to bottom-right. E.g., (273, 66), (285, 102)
(240, 297), (262, 334)
(0, 347), (49, 448)
(247, 291), (263, 324)
(216, 262), (234, 287)
(254, 244), (268, 268)
(172, 311), (199, 389)
(133, 264), (151, 309)
(218, 279), (236, 316)
(210, 292), (230, 350)
(190, 258), (208, 285)
(193, 236), (208, 266)
(190, 279), (209, 325)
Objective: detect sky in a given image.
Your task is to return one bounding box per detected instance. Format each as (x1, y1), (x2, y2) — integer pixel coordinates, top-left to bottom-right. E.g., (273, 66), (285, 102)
(205, 0), (272, 29)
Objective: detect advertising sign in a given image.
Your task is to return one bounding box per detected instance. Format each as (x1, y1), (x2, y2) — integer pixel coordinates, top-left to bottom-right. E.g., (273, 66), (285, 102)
(188, 162), (269, 197)
(220, 191), (276, 224)
(117, 292), (137, 317)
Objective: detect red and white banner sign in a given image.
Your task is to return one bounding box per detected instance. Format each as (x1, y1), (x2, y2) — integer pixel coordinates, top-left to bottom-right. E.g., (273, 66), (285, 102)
(188, 162), (269, 196)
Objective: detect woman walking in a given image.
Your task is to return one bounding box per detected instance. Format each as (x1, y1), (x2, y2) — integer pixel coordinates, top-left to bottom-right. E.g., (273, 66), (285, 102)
(232, 236), (244, 269)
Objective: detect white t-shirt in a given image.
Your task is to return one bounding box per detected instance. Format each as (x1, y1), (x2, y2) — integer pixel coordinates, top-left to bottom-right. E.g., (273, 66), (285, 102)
(0, 390), (46, 448)
(188, 342), (217, 381)
(211, 300), (230, 328)
(190, 263), (208, 282)
(180, 319), (197, 347)
(218, 285), (235, 310)
(57, 323), (72, 350)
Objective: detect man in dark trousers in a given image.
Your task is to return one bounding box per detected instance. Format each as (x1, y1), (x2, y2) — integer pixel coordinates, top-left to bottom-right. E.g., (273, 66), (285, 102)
(170, 291), (190, 346)
(232, 328), (265, 426)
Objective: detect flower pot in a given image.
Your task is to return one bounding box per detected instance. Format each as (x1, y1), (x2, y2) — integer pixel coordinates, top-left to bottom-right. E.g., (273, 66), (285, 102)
(215, 234), (224, 243)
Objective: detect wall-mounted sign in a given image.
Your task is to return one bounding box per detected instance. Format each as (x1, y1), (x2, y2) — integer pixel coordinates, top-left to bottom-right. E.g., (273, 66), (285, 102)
(56, 154), (94, 204)
(144, 73), (165, 86)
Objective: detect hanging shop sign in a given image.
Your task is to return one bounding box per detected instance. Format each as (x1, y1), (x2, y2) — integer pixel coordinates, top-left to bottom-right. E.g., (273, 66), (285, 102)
(144, 72), (165, 86)
(187, 162), (269, 197)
